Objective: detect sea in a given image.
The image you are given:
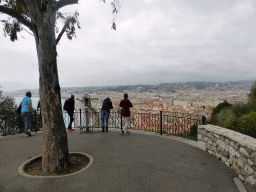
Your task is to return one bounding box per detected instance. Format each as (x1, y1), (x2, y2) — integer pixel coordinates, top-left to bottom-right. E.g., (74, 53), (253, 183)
(14, 96), (65, 109)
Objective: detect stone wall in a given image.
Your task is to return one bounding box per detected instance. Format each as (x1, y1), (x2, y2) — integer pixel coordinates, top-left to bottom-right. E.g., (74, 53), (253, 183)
(198, 125), (256, 185)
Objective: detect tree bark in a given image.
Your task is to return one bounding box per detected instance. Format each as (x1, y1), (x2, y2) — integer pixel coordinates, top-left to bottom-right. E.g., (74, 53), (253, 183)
(34, 10), (70, 172)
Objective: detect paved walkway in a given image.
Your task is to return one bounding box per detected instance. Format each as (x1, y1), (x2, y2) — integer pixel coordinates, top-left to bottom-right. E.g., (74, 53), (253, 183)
(0, 128), (249, 192)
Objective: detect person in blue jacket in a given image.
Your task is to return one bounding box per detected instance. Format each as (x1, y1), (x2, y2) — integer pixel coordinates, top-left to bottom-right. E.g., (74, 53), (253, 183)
(21, 91), (35, 136)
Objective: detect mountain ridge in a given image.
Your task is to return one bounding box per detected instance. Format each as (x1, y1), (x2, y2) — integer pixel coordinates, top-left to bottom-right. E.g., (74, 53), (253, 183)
(3, 79), (256, 96)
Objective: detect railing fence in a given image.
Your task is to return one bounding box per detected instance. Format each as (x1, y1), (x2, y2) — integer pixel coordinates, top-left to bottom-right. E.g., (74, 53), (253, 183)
(1, 109), (203, 140)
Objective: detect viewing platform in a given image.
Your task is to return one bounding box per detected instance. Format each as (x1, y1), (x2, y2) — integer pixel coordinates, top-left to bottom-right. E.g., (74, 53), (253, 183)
(0, 128), (253, 192)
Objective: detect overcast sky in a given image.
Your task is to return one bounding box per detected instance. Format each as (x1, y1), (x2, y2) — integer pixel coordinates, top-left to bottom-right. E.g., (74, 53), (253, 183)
(1, 0), (256, 92)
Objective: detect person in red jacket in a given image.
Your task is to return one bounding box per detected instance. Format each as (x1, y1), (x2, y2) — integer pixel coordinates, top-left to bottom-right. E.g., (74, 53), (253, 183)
(119, 93), (133, 134)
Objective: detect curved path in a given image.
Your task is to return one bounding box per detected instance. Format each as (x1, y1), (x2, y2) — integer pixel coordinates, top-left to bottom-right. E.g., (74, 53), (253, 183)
(0, 129), (240, 192)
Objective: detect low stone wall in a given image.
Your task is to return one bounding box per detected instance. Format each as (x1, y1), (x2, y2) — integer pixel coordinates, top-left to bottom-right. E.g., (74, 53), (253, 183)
(198, 125), (256, 185)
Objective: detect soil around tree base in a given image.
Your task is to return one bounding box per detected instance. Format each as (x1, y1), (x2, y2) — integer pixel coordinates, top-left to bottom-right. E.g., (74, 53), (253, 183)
(18, 152), (94, 178)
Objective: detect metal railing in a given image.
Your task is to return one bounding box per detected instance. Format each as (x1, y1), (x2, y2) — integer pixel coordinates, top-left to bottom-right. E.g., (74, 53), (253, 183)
(0, 112), (41, 136)
(1, 109), (203, 140)
(64, 109), (202, 140)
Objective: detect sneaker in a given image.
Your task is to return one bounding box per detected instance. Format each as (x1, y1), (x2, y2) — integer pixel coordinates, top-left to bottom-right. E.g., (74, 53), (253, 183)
(125, 132), (131, 135)
(120, 130), (124, 134)
(28, 131), (32, 136)
(25, 134), (29, 137)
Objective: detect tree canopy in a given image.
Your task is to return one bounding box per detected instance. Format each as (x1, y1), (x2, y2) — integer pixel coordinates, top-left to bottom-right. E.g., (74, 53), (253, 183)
(0, 0), (119, 42)
(209, 82), (256, 138)
(0, 87), (16, 114)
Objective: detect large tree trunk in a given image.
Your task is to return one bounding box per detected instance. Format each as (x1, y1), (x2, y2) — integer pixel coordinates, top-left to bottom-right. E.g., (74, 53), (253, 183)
(34, 11), (70, 172)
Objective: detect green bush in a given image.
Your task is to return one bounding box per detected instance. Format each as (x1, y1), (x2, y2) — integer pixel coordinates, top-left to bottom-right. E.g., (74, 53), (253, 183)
(0, 89), (16, 114)
(248, 82), (256, 103)
(223, 112), (256, 138)
(238, 112), (256, 138)
(210, 100), (232, 125)
(216, 108), (233, 127)
(224, 114), (239, 132)
(247, 82), (256, 112)
(189, 124), (197, 137)
(0, 87), (42, 135)
(232, 102), (251, 118)
(0, 88), (18, 135)
(209, 82), (256, 138)
(156, 129), (167, 134)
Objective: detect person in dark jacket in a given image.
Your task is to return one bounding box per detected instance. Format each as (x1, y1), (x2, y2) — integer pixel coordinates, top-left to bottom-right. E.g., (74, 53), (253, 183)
(101, 97), (113, 132)
(66, 95), (75, 131)
(119, 93), (133, 134)
(37, 100), (42, 122)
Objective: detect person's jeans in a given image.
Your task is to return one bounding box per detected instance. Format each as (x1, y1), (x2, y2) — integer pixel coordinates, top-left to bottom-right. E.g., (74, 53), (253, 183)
(101, 110), (109, 129)
(68, 111), (74, 128)
(21, 112), (31, 135)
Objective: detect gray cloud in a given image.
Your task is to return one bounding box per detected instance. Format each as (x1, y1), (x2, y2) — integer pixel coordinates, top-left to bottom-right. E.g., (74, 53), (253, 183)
(1, 0), (256, 92)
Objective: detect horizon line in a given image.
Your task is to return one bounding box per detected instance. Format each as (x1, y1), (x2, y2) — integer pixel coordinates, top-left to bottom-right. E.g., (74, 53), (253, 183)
(2, 79), (256, 93)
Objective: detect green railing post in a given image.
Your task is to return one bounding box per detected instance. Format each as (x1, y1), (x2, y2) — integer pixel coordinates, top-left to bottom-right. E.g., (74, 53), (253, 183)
(202, 116), (206, 125)
(34, 112), (37, 133)
(160, 111), (162, 135)
(80, 109), (82, 128)
(85, 107), (89, 132)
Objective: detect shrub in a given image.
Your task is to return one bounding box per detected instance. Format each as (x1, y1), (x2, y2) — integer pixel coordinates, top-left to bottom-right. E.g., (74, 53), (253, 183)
(0, 87), (42, 135)
(224, 114), (239, 132)
(189, 124), (197, 137)
(248, 82), (256, 103)
(216, 108), (233, 127)
(247, 82), (256, 112)
(0, 89), (16, 114)
(156, 129), (167, 134)
(210, 100), (232, 125)
(224, 112), (256, 138)
(238, 112), (256, 138)
(232, 102), (251, 118)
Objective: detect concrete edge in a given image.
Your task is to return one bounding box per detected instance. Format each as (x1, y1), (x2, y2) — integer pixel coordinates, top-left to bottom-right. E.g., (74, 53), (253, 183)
(233, 177), (247, 192)
(17, 152), (94, 179)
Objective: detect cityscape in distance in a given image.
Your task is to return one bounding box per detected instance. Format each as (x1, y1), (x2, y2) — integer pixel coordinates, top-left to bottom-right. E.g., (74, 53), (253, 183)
(4, 79), (256, 120)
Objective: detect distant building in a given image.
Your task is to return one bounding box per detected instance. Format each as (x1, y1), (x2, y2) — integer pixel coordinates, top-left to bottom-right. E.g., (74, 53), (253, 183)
(174, 100), (191, 106)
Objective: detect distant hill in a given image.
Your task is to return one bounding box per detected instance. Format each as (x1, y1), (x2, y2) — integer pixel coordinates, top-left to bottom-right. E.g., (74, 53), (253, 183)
(3, 79), (256, 96)
(59, 80), (255, 94)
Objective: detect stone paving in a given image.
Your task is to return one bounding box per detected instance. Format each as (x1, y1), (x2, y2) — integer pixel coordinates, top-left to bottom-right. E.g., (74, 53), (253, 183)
(0, 128), (245, 192)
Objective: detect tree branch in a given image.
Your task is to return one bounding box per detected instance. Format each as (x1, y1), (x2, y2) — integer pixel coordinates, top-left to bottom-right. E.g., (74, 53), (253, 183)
(32, 0), (41, 9)
(0, 6), (35, 31)
(16, 0), (28, 9)
(52, 0), (78, 12)
(56, 22), (68, 45)
(24, 0), (42, 23)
